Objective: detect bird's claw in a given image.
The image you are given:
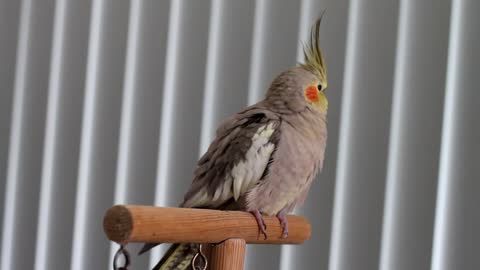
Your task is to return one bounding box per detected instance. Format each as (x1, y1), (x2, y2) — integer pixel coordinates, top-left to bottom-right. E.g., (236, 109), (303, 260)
(276, 212), (289, 239)
(250, 209), (268, 240)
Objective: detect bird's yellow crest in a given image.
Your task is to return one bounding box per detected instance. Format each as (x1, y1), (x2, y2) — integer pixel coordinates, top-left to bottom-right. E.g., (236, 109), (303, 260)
(299, 15), (328, 90)
(300, 15), (328, 112)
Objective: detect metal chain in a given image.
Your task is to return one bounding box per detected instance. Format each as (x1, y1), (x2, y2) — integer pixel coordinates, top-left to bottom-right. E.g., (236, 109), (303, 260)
(113, 244), (130, 270)
(191, 244), (208, 270)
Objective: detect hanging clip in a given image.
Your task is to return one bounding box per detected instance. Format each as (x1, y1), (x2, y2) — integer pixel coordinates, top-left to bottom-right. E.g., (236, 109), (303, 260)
(191, 244), (208, 270)
(113, 244), (130, 270)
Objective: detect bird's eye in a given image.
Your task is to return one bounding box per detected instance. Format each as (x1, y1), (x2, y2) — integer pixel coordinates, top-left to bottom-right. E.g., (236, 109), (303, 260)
(317, 84), (323, 91)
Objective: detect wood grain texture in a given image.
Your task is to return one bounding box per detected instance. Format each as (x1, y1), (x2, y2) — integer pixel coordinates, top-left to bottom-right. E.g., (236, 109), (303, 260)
(103, 205), (311, 245)
(207, 239), (246, 270)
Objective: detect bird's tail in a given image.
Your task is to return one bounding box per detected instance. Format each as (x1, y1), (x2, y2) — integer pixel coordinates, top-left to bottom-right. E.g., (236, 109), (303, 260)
(150, 243), (198, 270)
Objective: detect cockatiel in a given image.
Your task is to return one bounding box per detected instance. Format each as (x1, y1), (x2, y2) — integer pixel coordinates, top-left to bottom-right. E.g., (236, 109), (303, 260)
(141, 17), (328, 270)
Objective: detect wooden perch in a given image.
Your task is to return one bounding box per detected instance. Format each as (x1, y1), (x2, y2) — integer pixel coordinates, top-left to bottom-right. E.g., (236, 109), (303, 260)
(103, 205), (311, 245)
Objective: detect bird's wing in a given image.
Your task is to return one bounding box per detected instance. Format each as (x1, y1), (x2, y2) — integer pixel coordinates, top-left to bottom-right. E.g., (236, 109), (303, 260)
(181, 107), (280, 209)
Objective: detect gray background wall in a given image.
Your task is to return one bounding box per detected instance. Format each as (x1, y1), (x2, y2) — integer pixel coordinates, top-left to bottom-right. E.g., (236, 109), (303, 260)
(0, 0), (478, 269)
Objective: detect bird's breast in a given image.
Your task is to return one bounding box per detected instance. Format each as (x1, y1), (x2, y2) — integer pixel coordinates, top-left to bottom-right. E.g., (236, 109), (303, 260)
(245, 113), (327, 215)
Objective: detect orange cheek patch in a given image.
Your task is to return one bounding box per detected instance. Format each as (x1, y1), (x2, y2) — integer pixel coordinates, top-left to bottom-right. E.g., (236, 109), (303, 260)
(305, 86), (320, 103)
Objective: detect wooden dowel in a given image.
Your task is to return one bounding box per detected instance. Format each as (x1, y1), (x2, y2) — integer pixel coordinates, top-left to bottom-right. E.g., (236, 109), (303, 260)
(103, 205), (311, 245)
(207, 239), (246, 270)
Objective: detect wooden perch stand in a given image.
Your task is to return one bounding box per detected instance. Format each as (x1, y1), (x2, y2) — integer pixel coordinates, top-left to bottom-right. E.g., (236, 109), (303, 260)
(103, 205), (311, 270)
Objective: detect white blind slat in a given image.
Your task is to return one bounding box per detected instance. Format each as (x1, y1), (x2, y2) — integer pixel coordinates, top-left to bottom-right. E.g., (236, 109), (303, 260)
(111, 1), (170, 268)
(151, 0), (212, 266)
(34, 0), (91, 269)
(379, 0), (451, 269)
(0, 0), (21, 257)
(1, 0), (54, 269)
(431, 0), (480, 269)
(200, 0), (256, 154)
(70, 1), (129, 269)
(329, 0), (399, 269)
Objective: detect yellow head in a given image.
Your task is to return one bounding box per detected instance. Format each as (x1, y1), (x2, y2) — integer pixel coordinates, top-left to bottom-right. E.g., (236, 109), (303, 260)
(299, 16), (328, 112)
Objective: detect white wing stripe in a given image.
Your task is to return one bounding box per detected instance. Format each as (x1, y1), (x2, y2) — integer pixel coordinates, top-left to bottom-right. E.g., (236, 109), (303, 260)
(232, 122), (276, 200)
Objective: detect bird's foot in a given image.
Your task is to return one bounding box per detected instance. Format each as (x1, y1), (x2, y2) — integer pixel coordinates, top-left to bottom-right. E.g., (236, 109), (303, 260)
(250, 209), (267, 240)
(276, 211), (288, 238)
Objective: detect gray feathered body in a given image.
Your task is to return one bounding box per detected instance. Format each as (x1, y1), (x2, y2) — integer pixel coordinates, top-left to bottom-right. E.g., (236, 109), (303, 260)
(183, 67), (327, 215)
(245, 106), (326, 215)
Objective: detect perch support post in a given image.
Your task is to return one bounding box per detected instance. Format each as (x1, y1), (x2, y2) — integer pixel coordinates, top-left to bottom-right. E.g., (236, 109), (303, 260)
(206, 239), (246, 270)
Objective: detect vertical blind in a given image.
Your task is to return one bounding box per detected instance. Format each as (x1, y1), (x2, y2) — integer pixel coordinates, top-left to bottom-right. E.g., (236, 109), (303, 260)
(0, 0), (478, 270)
